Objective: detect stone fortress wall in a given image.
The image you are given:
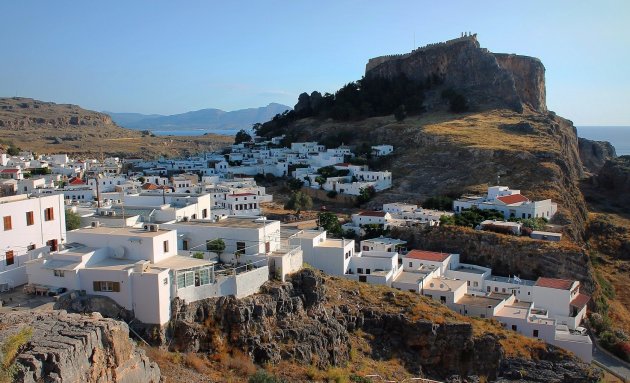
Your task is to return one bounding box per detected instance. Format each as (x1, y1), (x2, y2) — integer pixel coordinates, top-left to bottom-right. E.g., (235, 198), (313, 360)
(366, 33), (479, 73)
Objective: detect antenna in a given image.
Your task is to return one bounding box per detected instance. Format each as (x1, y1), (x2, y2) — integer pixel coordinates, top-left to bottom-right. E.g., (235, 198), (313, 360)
(497, 174), (500, 186)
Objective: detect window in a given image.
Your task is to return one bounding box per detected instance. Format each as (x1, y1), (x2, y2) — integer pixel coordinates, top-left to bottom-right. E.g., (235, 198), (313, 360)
(26, 211), (34, 226)
(467, 281), (470, 286)
(533, 329), (539, 337)
(163, 240), (169, 253)
(27, 244), (35, 251)
(494, 287), (498, 292)
(365, 269), (371, 275)
(502, 288), (506, 293)
(473, 281), (479, 287)
(44, 207), (54, 221)
(198, 268), (210, 285)
(5, 251), (14, 266)
(3, 216), (11, 231)
(93, 281), (120, 292)
(357, 268), (363, 274)
(54, 270), (65, 277)
(409, 262), (412, 267)
(163, 278), (168, 285)
(511, 325), (517, 331)
(487, 286), (491, 292)
(440, 296), (446, 304)
(182, 240), (189, 251)
(176, 271), (195, 289)
(236, 241), (246, 253)
(47, 239), (59, 252)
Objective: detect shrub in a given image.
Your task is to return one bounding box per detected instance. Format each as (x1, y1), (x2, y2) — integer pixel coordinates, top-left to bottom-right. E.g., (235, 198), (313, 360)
(287, 178), (304, 191)
(615, 342), (630, 362)
(227, 350), (256, 376)
(184, 353), (208, 373)
(65, 209), (82, 231)
(206, 239), (226, 255)
(285, 191), (313, 214)
(0, 327), (33, 383)
(192, 252), (204, 259)
(327, 190), (338, 199)
(249, 370), (287, 383)
(422, 196), (453, 210)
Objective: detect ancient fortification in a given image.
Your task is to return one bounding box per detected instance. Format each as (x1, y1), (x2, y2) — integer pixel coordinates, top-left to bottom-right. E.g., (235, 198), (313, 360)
(365, 34), (547, 113)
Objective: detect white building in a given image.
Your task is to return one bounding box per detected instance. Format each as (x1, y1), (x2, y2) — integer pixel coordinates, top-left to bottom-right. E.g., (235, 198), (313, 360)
(0, 194), (66, 288)
(453, 186), (557, 220)
(371, 145), (393, 157)
(25, 224), (271, 325)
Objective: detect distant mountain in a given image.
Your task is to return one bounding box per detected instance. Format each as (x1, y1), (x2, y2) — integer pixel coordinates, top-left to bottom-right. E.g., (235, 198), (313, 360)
(105, 103), (291, 133)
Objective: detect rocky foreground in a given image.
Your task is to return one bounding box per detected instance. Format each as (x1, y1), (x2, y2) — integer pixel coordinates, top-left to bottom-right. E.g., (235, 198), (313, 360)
(0, 310), (160, 383)
(163, 269), (600, 382)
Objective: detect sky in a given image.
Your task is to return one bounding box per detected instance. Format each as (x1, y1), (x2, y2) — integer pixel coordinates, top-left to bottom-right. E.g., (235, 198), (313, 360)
(0, 1), (629, 125)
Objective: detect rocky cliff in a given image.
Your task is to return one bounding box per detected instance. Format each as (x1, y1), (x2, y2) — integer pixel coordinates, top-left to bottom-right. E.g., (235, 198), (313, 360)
(597, 155), (630, 192)
(0, 310), (161, 383)
(165, 269), (599, 382)
(365, 35), (546, 113)
(578, 137), (617, 173)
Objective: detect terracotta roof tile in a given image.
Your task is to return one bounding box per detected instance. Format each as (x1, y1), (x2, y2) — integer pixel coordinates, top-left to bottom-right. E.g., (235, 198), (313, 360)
(570, 293), (590, 309)
(405, 250), (451, 262)
(496, 194), (529, 204)
(535, 277), (575, 290)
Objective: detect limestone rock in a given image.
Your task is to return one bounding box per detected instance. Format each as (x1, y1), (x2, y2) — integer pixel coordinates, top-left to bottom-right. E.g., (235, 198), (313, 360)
(578, 137), (616, 173)
(365, 35), (546, 113)
(0, 310), (161, 383)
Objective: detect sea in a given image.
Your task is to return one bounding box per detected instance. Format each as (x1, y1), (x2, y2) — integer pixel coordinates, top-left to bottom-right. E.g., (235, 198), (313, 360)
(151, 128), (238, 137)
(576, 126), (630, 156)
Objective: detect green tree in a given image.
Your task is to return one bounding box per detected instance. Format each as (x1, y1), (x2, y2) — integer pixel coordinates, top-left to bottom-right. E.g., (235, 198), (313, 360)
(206, 238), (226, 255)
(65, 209), (82, 230)
(192, 252), (205, 259)
(440, 214), (456, 226)
(234, 129), (252, 144)
(6, 145), (19, 156)
(287, 178), (304, 191)
(357, 186), (376, 205)
(362, 224), (389, 239)
(318, 212), (342, 237)
(284, 191), (313, 214)
(314, 176), (326, 188)
(422, 196), (454, 211)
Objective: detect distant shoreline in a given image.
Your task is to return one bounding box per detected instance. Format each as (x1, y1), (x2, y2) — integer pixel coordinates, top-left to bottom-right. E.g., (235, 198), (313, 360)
(576, 126), (630, 156)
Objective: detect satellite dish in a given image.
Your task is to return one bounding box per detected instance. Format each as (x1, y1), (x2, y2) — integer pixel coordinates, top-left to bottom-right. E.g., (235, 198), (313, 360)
(113, 246), (126, 259)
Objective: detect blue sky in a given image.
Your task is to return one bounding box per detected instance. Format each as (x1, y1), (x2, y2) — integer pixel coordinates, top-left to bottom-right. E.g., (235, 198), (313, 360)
(0, 1), (628, 125)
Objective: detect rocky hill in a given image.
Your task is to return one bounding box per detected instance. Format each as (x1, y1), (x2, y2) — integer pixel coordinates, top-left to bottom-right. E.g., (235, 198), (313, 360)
(0, 310), (160, 383)
(140, 269), (599, 382)
(365, 34), (546, 113)
(0, 97), (231, 158)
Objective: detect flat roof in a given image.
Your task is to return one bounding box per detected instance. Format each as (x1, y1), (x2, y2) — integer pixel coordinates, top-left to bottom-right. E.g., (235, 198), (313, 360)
(394, 271), (426, 285)
(453, 266), (487, 275)
(486, 275), (536, 286)
(425, 278), (466, 292)
(83, 257), (136, 271)
(74, 226), (170, 238)
(172, 217), (277, 229)
(154, 255), (215, 271)
(362, 237), (407, 246)
(457, 294), (503, 308)
(292, 230), (324, 239)
(319, 239), (350, 248)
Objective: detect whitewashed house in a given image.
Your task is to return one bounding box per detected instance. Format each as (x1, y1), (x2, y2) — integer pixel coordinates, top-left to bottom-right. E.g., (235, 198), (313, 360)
(0, 194), (66, 287)
(453, 186), (557, 220)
